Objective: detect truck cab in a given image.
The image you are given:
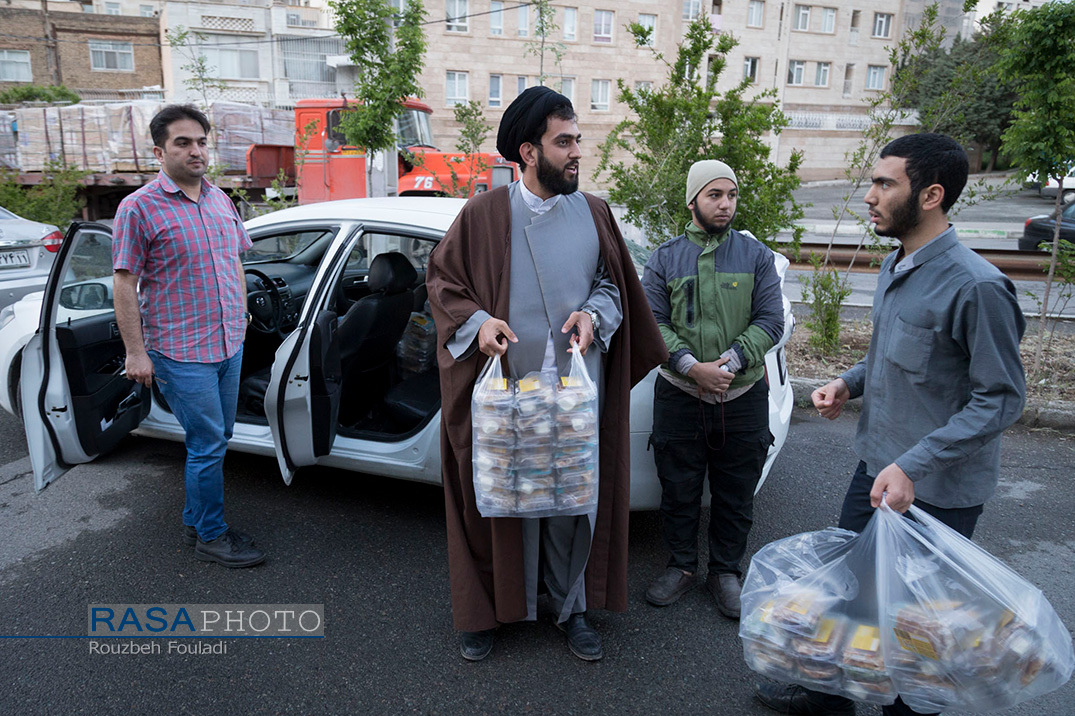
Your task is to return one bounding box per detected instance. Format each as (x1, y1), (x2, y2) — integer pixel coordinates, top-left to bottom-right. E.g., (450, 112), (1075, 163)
(295, 98), (515, 204)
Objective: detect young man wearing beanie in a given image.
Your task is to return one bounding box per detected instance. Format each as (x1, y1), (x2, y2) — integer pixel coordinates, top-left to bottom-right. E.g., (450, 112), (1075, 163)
(426, 86), (666, 662)
(640, 160), (783, 617)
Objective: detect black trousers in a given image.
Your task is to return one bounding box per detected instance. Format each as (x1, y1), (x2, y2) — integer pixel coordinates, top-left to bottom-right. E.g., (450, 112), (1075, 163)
(808, 461), (984, 716)
(651, 376), (773, 575)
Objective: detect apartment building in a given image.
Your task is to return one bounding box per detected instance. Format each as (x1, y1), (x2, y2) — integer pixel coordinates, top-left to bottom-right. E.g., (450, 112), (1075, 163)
(0, 5), (163, 99)
(161, 0), (344, 107)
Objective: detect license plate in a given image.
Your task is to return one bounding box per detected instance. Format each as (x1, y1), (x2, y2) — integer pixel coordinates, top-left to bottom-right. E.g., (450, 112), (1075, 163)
(0, 249), (30, 268)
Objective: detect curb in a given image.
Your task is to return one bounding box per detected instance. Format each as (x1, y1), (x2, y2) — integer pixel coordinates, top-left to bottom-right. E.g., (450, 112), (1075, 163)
(789, 377), (1075, 431)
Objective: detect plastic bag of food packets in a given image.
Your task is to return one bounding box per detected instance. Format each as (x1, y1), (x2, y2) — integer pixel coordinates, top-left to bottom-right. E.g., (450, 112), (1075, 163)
(470, 344), (599, 519)
(740, 522), (898, 706)
(471, 356), (516, 517)
(875, 501), (1074, 713)
(743, 504), (1073, 710)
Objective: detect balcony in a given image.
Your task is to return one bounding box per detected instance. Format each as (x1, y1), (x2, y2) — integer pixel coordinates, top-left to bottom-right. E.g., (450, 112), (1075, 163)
(286, 7), (323, 28)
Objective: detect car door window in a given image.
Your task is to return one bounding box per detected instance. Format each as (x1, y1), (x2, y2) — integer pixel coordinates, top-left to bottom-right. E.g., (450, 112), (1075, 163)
(58, 227), (114, 322)
(242, 229), (332, 263)
(343, 234), (434, 272)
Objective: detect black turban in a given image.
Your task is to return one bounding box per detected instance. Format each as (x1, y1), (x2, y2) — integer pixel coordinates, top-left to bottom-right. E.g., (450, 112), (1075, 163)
(496, 86), (573, 164)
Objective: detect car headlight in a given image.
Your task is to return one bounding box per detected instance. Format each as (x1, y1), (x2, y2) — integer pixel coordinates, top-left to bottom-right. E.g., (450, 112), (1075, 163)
(0, 304), (15, 331)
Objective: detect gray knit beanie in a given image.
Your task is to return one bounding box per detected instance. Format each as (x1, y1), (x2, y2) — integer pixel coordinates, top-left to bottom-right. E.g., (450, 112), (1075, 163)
(685, 159), (738, 206)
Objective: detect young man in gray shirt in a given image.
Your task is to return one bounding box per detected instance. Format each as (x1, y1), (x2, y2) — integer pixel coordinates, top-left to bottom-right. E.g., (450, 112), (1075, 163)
(755, 133), (1026, 716)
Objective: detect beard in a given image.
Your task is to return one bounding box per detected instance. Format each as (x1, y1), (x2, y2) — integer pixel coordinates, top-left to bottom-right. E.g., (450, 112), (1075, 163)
(536, 148), (579, 196)
(691, 204), (735, 236)
(872, 191), (921, 238)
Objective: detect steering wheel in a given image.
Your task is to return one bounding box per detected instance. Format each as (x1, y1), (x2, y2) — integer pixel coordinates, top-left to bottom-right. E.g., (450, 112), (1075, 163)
(244, 268), (284, 337)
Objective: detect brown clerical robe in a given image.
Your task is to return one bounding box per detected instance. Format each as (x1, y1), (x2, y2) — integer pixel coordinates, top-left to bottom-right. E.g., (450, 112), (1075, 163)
(426, 186), (668, 632)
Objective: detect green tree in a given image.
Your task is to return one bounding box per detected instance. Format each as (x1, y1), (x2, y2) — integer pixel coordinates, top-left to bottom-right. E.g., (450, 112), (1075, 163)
(164, 27), (227, 111)
(0, 160), (87, 230)
(524, 0), (566, 85)
(899, 32), (1016, 172)
(594, 17), (804, 249)
(331, 0), (427, 156)
(995, 1), (1075, 375)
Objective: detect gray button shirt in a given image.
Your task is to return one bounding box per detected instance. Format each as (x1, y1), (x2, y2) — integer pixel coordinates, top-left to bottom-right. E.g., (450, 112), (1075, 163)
(838, 225), (1026, 508)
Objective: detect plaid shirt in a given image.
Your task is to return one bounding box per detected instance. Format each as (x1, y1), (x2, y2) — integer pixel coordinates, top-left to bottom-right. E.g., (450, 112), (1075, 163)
(113, 171), (252, 363)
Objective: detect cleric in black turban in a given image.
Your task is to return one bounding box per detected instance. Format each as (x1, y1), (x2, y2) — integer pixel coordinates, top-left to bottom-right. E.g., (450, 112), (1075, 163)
(495, 85), (574, 165)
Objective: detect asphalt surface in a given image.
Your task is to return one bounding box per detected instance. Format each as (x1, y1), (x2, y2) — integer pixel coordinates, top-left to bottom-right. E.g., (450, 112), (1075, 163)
(0, 406), (1072, 716)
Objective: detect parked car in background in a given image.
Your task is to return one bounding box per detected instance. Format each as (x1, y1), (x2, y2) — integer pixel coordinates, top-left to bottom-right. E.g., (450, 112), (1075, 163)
(1039, 166), (1075, 204)
(4, 198), (795, 510)
(0, 207), (63, 311)
(1019, 201), (1075, 251)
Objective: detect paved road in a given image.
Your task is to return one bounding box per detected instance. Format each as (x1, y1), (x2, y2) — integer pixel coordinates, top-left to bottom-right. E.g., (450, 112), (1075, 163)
(0, 407), (1071, 716)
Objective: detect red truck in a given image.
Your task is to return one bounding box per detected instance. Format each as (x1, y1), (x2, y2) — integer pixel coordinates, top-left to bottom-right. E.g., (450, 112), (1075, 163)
(283, 97), (516, 203)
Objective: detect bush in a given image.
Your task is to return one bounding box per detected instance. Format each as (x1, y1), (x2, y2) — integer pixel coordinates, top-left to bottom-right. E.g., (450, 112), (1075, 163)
(799, 253), (852, 354)
(0, 161), (87, 230)
(0, 85), (80, 105)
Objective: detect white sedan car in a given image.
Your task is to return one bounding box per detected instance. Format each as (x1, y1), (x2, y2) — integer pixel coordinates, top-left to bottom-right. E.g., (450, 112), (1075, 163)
(4, 197), (794, 509)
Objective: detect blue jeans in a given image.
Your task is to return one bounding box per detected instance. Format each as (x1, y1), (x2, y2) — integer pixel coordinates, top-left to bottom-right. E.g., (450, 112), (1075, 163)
(149, 348), (242, 542)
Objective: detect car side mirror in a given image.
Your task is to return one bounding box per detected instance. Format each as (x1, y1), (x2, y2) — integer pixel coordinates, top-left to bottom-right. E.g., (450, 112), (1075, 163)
(60, 282), (111, 311)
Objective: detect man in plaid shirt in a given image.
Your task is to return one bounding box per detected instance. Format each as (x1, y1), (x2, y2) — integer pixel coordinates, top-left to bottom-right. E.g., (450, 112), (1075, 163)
(112, 105), (265, 568)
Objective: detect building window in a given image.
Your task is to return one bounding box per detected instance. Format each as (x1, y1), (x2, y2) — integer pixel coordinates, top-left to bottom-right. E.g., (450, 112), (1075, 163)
(89, 40), (134, 72)
(793, 5), (810, 31)
(517, 4), (529, 36)
(489, 1), (503, 35)
(446, 0), (468, 32)
(201, 39), (258, 79)
(563, 7), (577, 40)
(517, 75), (527, 95)
(105, 2), (121, 15)
(635, 80), (653, 92)
(866, 64), (886, 90)
(747, 0), (764, 28)
(446, 71), (468, 105)
(743, 56), (759, 83)
(489, 74), (502, 107)
(593, 10), (613, 43)
(872, 12), (892, 38)
(821, 7), (836, 33)
(281, 36), (342, 96)
(558, 77), (575, 102)
(81, 3), (95, 12)
(683, 0), (702, 21)
(815, 61), (830, 86)
(0, 50), (32, 82)
(787, 60), (805, 85)
(590, 79), (610, 111)
(638, 14), (656, 46)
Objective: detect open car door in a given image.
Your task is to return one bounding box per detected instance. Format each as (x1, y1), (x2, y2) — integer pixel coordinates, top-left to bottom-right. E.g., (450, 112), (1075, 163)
(264, 226), (362, 485)
(21, 223), (150, 491)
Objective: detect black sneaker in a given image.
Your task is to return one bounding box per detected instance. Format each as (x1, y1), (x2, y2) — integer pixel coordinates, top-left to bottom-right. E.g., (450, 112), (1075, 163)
(194, 529), (266, 568)
(184, 525), (255, 548)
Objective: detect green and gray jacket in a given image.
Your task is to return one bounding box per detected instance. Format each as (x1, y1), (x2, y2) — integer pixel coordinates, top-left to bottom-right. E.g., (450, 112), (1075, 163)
(642, 223), (784, 391)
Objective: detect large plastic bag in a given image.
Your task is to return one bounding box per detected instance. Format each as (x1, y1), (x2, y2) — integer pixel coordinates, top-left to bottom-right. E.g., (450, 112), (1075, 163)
(740, 503), (1074, 710)
(470, 345), (599, 518)
(741, 521), (897, 705)
(471, 356), (516, 516)
(875, 502), (1074, 713)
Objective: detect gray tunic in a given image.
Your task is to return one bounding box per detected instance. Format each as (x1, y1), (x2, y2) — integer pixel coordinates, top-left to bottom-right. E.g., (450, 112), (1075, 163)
(446, 182), (623, 622)
(838, 226), (1026, 508)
